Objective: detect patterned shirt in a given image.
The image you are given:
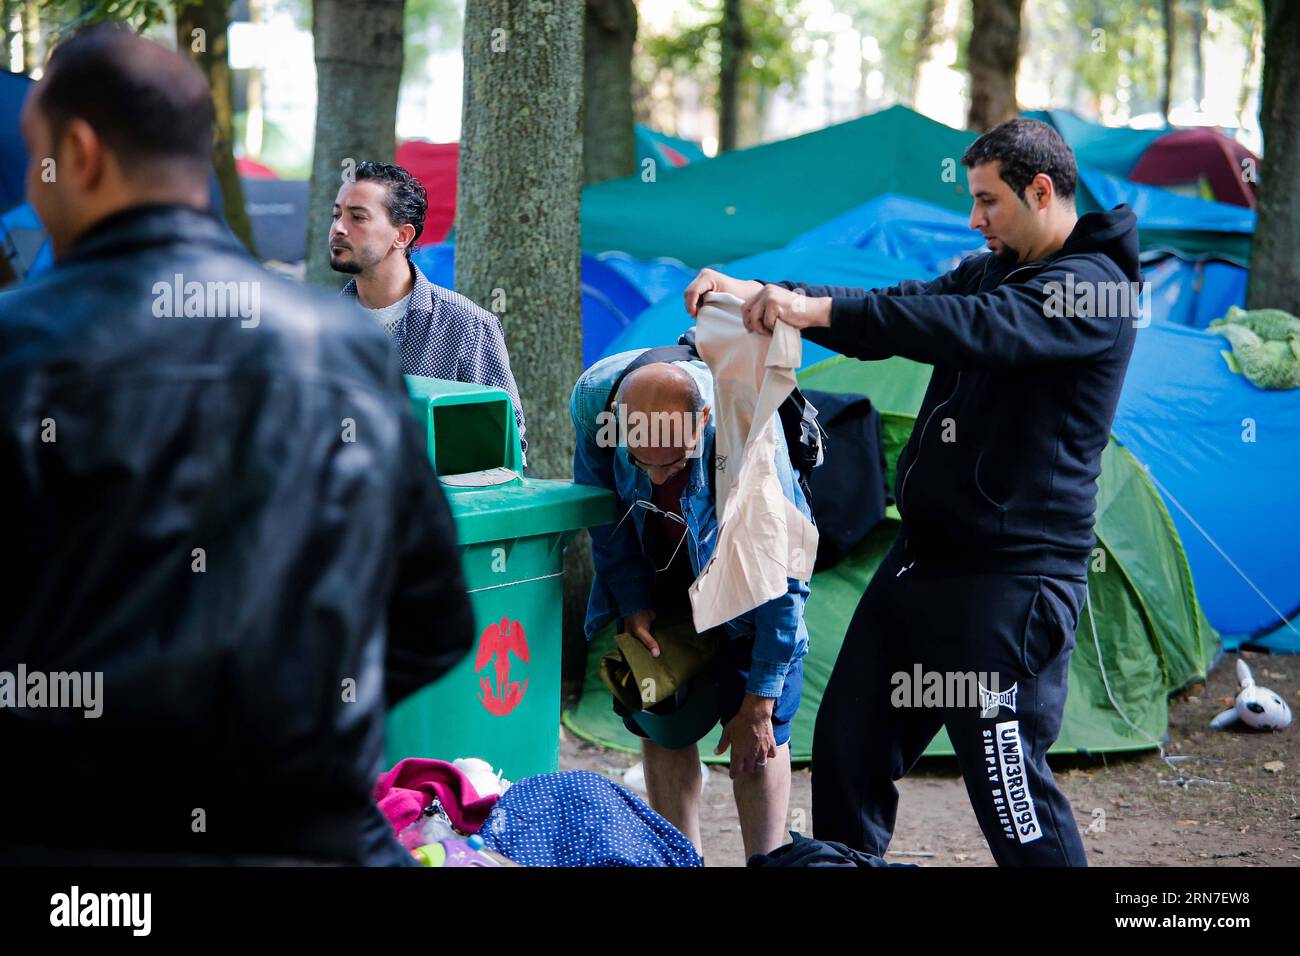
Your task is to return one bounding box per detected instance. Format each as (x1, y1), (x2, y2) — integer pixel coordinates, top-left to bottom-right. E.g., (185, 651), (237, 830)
(341, 263), (527, 462)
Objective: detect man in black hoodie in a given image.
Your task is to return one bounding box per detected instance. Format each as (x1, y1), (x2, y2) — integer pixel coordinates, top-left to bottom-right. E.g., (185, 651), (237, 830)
(684, 118), (1143, 865)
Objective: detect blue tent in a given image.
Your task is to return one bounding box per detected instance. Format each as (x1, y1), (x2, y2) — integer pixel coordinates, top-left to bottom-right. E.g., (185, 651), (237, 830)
(1079, 168), (1255, 238)
(411, 243), (666, 367)
(785, 193), (985, 274)
(600, 194), (977, 364)
(1078, 167), (1254, 262)
(599, 243), (932, 368)
(1141, 251), (1248, 330)
(1112, 321), (1300, 653)
(0, 71), (31, 213)
(593, 251), (693, 306)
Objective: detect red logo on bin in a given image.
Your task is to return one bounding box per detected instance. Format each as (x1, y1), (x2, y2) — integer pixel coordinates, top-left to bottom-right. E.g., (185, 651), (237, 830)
(475, 617), (529, 716)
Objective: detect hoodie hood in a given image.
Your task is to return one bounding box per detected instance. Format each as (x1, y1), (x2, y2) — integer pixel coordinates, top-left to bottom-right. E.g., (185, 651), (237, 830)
(1055, 203), (1141, 282)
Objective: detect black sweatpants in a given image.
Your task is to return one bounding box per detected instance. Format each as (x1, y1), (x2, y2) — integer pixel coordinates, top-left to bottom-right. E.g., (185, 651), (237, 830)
(811, 544), (1089, 866)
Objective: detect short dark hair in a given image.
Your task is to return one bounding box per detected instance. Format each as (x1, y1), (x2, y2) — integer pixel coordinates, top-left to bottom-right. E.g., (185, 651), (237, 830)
(960, 118), (1077, 203)
(36, 22), (214, 175)
(354, 161), (428, 258)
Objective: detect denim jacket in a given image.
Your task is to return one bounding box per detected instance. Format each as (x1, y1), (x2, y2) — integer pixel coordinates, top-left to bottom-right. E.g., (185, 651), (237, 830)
(570, 350), (811, 698)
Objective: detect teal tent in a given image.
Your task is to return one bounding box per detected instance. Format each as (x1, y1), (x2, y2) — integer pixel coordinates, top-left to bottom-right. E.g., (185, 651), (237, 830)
(1022, 108), (1167, 178)
(583, 105), (977, 267)
(583, 105), (1251, 269)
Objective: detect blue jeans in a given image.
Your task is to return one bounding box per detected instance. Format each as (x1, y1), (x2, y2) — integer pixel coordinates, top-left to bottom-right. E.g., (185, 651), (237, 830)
(617, 636), (805, 750)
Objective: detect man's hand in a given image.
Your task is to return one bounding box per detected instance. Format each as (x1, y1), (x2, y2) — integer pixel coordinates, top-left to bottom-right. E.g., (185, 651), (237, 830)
(741, 284), (832, 335)
(623, 608), (659, 658)
(683, 268), (764, 317)
(714, 693), (777, 778)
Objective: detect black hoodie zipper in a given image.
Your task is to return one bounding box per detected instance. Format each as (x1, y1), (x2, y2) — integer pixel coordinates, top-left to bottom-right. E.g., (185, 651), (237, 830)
(895, 256), (1041, 575)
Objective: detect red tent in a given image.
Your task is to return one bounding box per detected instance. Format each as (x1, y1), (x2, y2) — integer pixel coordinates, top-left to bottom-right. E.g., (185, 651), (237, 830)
(1129, 128), (1260, 209)
(236, 157), (279, 180)
(394, 140), (458, 245)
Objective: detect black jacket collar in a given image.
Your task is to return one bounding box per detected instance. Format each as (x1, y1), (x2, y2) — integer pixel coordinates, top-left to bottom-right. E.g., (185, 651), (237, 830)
(62, 203), (246, 265)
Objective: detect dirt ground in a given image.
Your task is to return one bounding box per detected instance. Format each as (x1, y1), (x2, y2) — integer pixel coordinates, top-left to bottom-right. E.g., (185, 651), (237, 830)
(560, 650), (1300, 867)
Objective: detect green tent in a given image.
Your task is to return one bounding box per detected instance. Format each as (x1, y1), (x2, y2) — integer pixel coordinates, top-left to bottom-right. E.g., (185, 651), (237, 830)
(582, 104), (1248, 269)
(563, 355), (1218, 760)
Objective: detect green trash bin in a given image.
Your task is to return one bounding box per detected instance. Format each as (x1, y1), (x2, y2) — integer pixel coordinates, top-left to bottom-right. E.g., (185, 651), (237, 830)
(385, 376), (615, 779)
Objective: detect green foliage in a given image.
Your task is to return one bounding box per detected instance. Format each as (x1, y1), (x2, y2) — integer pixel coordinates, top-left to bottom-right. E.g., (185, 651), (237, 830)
(39, 0), (171, 40)
(401, 0), (461, 82)
(1021, 0), (1262, 117)
(832, 0), (935, 102)
(639, 0), (813, 101)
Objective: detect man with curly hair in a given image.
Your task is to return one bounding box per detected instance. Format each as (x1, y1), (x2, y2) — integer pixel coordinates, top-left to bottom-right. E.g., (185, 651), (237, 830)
(330, 160), (527, 458)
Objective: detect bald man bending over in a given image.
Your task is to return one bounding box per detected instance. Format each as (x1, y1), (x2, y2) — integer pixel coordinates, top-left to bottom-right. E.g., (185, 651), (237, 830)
(570, 349), (812, 860)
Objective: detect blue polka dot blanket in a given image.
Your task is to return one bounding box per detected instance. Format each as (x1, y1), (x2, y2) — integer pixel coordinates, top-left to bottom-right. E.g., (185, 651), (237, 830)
(478, 771), (703, 867)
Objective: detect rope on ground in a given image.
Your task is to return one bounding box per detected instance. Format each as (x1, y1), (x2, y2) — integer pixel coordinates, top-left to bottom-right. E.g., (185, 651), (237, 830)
(1086, 584), (1231, 789)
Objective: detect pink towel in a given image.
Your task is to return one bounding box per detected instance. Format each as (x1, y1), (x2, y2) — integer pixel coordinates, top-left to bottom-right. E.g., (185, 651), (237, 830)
(374, 758), (500, 836)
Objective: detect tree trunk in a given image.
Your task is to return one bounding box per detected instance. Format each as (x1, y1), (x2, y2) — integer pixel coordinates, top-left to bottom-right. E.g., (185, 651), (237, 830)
(857, 27), (872, 115)
(457, 0), (583, 481)
(718, 0), (744, 152)
(967, 0), (1022, 132)
(1190, 1), (1205, 110)
(1161, 0), (1175, 122)
(911, 0), (940, 106)
(583, 0), (636, 185)
(176, 0), (256, 255)
(1, 3), (11, 73)
(244, 0), (265, 159)
(21, 0), (39, 74)
(1237, 20), (1261, 129)
(1246, 0), (1300, 316)
(304, 0), (404, 288)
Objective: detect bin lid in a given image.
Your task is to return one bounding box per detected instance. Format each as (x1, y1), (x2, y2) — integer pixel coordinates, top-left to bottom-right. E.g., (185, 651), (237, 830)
(448, 477), (617, 546)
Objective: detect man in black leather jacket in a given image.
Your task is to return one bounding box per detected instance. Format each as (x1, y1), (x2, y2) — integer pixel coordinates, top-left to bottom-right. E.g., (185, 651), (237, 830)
(0, 24), (474, 865)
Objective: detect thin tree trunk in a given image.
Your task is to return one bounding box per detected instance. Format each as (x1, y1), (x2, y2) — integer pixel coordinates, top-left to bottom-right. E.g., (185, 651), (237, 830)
(304, 0), (404, 288)
(583, 0), (636, 185)
(1, 3), (11, 74)
(457, 0), (583, 481)
(1246, 0), (1300, 315)
(21, 0), (39, 74)
(858, 29), (871, 114)
(718, 0), (744, 152)
(176, 0), (256, 255)
(1237, 20), (1261, 129)
(1161, 0), (1175, 122)
(911, 0), (940, 106)
(244, 0), (265, 159)
(1190, 1), (1205, 110)
(967, 0), (1023, 132)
